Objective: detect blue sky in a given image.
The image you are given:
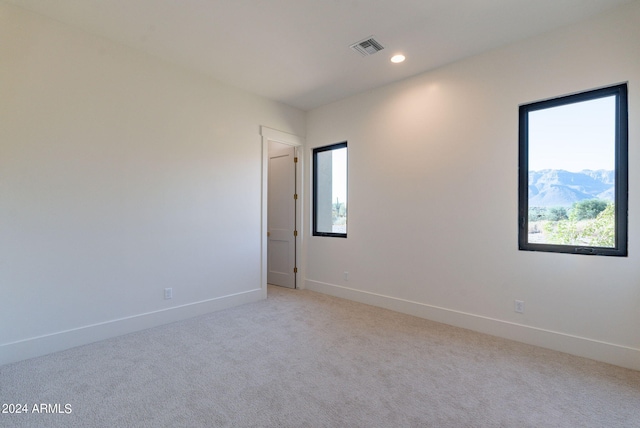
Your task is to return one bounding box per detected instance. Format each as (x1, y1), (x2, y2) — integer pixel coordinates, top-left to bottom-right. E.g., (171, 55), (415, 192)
(528, 95), (615, 172)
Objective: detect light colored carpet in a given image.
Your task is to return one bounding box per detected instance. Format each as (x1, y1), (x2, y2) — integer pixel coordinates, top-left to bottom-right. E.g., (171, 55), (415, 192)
(1, 285), (639, 427)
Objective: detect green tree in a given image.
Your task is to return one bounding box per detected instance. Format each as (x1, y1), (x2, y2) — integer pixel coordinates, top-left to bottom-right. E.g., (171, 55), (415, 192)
(570, 199), (608, 221)
(547, 207), (568, 221)
(544, 219), (579, 245)
(528, 207), (547, 221)
(544, 203), (615, 247)
(583, 203), (615, 247)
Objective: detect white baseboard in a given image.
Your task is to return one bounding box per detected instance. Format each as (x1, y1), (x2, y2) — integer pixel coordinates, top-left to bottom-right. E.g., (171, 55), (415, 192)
(306, 280), (640, 372)
(0, 288), (264, 366)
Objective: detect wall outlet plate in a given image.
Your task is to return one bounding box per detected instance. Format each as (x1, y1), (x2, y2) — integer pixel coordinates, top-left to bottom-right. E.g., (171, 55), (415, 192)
(515, 300), (524, 313)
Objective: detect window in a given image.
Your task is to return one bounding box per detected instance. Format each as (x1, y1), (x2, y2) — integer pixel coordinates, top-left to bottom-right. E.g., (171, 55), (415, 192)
(313, 142), (347, 237)
(519, 83), (628, 256)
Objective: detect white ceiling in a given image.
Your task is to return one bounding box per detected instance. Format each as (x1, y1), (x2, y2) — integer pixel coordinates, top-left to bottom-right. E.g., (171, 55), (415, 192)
(6, 0), (634, 111)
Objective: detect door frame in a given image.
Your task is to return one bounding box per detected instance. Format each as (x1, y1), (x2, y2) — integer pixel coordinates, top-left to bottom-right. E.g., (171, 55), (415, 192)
(260, 126), (304, 298)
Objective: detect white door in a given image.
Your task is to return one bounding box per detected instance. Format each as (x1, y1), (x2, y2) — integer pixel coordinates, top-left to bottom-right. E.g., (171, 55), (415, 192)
(267, 146), (296, 288)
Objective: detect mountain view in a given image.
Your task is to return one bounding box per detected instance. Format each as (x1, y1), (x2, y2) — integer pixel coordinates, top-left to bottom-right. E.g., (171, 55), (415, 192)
(528, 169), (614, 208)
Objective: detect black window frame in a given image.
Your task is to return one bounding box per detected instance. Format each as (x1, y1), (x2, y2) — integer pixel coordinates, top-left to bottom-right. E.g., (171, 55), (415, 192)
(313, 142), (348, 238)
(518, 83), (628, 257)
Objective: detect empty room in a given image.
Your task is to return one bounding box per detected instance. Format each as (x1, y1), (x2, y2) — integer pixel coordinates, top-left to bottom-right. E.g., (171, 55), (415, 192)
(1, 0), (639, 426)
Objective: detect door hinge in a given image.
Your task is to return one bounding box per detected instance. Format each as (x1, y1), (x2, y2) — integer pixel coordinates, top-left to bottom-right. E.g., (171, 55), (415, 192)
(294, 230), (298, 237)
(294, 157), (298, 163)
(294, 193), (298, 200)
(267, 231), (270, 237)
(294, 267), (298, 273)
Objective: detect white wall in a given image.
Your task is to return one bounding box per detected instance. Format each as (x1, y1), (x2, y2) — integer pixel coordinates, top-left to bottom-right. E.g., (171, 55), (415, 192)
(0, 3), (305, 365)
(305, 1), (640, 371)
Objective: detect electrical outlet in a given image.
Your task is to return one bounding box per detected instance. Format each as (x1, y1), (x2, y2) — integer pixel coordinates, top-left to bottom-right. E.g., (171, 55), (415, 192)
(514, 300), (524, 314)
(343, 271), (349, 281)
(164, 288), (173, 300)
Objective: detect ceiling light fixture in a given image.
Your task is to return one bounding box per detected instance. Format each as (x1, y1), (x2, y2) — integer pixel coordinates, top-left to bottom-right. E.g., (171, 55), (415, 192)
(391, 54), (406, 63)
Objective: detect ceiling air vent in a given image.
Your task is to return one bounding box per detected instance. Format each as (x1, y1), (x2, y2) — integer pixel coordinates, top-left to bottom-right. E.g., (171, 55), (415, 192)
(350, 37), (384, 56)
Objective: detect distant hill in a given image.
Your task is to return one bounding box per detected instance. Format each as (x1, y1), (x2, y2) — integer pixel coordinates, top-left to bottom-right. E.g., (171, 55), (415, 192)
(529, 169), (614, 207)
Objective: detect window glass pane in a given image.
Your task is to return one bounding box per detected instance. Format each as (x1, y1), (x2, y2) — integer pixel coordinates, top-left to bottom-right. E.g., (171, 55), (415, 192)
(528, 97), (615, 247)
(314, 144), (347, 236)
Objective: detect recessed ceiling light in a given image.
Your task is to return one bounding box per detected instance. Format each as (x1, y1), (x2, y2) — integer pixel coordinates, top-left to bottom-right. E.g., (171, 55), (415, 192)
(391, 54), (406, 63)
